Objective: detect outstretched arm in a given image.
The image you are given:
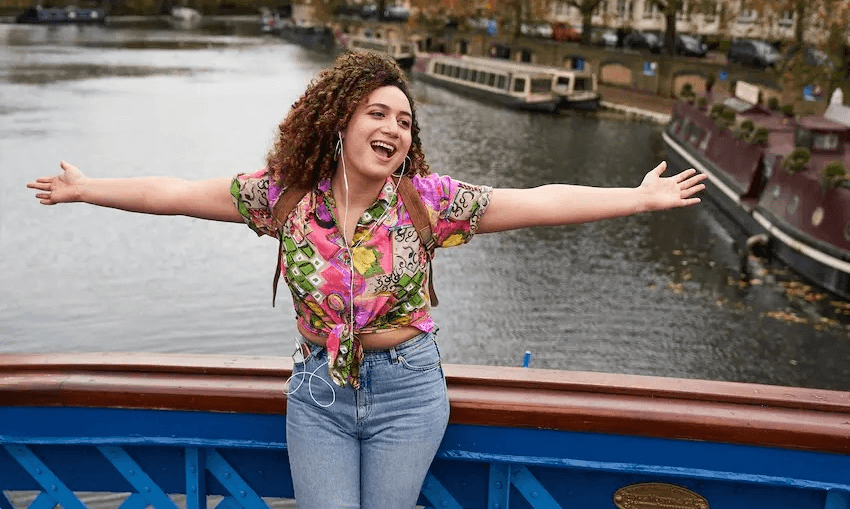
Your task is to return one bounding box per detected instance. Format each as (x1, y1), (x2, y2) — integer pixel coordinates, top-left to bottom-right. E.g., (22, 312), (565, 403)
(478, 161), (706, 233)
(27, 161), (244, 223)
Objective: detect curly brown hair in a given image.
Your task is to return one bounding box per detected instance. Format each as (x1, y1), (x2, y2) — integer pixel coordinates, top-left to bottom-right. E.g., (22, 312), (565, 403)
(267, 50), (430, 189)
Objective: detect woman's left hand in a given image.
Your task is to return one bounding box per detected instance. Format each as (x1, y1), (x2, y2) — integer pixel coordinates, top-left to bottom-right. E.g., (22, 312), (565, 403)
(639, 161), (707, 212)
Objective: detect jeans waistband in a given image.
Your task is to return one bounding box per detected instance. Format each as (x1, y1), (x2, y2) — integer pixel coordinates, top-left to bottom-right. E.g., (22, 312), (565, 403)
(300, 330), (436, 364)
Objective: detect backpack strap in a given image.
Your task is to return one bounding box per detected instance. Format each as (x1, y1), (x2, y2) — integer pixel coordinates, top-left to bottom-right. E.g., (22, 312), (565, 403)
(271, 185), (311, 307)
(397, 176), (439, 306)
(270, 177), (439, 308)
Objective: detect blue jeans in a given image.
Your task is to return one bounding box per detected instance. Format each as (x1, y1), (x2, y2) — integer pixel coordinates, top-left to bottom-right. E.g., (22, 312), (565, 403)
(285, 331), (450, 509)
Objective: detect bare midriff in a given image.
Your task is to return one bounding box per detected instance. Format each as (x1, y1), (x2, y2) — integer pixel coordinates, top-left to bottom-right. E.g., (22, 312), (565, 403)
(297, 321), (423, 350)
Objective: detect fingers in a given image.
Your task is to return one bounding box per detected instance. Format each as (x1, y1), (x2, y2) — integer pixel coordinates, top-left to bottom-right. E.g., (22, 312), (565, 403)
(27, 179), (52, 190)
(679, 172), (707, 189)
(681, 183), (706, 199)
(674, 168), (697, 182)
(651, 160), (668, 176)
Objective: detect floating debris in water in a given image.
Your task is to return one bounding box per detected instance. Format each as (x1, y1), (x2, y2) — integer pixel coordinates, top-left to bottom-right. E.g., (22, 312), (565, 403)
(763, 310), (808, 324)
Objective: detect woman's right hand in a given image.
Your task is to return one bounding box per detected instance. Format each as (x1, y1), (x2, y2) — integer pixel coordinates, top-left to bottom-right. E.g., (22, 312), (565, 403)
(27, 161), (89, 205)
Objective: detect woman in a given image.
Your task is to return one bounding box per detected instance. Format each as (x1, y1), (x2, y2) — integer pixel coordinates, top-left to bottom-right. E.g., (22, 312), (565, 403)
(27, 51), (706, 509)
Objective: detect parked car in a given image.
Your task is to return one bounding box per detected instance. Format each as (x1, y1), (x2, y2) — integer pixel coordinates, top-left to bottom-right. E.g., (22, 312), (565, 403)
(784, 45), (834, 70)
(552, 22), (581, 42)
(592, 28), (618, 47)
(382, 5), (408, 22)
(674, 34), (708, 57)
(727, 39), (780, 69)
(520, 22), (553, 39)
(624, 31), (662, 53)
(358, 3), (378, 19)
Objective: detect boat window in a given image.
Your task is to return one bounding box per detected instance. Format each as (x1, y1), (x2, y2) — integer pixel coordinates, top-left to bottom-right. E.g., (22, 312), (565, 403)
(699, 132), (711, 151)
(556, 76), (571, 86)
(531, 78), (552, 93)
(497, 75), (506, 89)
(488, 73), (496, 87)
(686, 123), (703, 146)
(513, 78), (527, 93)
(813, 132), (840, 150)
(574, 77), (589, 90)
(477, 72), (487, 84)
(470, 70), (478, 82)
(680, 118), (691, 138)
(669, 112), (682, 134)
(461, 68), (469, 80)
(452, 66), (461, 78)
(795, 127), (812, 148)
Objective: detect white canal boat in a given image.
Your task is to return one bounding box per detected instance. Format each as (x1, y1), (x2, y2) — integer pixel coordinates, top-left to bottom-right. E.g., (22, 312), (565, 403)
(344, 34), (415, 69)
(412, 53), (562, 113)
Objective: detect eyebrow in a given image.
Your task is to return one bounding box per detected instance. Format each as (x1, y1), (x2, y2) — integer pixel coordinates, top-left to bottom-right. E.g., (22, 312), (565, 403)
(367, 102), (412, 118)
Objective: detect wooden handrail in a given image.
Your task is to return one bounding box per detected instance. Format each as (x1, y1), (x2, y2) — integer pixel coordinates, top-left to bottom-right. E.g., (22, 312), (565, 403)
(1, 353), (848, 454)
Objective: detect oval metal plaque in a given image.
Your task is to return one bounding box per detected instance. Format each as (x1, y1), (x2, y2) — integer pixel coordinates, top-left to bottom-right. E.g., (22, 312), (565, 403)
(614, 482), (708, 509)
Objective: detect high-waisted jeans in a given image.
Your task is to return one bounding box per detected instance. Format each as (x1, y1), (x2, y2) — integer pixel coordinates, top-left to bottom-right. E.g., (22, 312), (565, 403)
(285, 331), (450, 509)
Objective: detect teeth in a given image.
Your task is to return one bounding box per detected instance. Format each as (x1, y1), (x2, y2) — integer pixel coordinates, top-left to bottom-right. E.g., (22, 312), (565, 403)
(371, 141), (395, 156)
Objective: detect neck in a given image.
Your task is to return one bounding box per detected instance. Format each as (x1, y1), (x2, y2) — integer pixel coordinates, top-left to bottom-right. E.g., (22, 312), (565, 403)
(330, 165), (386, 210)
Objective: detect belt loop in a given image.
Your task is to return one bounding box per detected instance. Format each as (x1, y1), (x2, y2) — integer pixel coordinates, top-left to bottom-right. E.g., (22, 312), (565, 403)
(388, 346), (400, 364)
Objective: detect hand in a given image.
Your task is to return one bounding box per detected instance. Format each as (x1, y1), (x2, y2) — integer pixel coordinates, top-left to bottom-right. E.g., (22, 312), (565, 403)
(639, 161), (706, 212)
(27, 161), (89, 205)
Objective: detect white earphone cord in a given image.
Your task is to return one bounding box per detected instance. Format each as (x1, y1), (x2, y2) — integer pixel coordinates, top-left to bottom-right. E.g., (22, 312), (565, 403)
(286, 137), (405, 405)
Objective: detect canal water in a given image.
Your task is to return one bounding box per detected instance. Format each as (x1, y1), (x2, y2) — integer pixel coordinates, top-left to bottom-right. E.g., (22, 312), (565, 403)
(1, 22), (848, 391)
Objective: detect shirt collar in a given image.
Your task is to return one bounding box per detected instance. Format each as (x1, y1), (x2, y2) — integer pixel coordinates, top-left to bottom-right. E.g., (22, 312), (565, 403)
(318, 176), (398, 208)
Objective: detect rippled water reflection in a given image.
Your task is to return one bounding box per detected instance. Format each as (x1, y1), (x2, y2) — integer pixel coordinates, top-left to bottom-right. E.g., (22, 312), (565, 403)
(1, 23), (848, 390)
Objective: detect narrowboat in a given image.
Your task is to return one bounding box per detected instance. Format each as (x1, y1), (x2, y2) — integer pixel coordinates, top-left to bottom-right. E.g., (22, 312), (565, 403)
(276, 19), (335, 53)
(343, 34), (415, 69)
(15, 4), (106, 24)
(663, 82), (850, 300)
(472, 57), (601, 111)
(167, 7), (201, 30)
(412, 53), (562, 113)
(1, 352), (848, 509)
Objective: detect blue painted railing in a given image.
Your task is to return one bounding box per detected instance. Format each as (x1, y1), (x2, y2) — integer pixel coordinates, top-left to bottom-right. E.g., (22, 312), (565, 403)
(1, 353), (849, 509)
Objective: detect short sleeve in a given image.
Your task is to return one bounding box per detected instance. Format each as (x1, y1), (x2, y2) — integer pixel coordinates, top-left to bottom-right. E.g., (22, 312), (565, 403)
(412, 173), (492, 248)
(230, 169), (281, 237)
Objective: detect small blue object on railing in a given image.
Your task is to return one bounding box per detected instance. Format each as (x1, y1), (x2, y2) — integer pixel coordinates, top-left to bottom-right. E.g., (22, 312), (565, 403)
(522, 351), (532, 368)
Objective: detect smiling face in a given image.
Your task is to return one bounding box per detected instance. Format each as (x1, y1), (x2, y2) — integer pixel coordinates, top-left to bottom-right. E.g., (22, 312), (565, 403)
(338, 85), (413, 184)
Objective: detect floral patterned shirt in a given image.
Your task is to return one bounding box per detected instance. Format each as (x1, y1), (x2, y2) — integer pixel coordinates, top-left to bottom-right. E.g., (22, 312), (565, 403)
(230, 170), (492, 387)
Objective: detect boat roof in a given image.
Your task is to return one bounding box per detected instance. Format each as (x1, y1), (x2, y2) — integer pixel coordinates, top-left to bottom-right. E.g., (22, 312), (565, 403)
(432, 55), (556, 78)
(798, 115), (849, 132)
(722, 97), (770, 114)
(456, 55), (592, 76)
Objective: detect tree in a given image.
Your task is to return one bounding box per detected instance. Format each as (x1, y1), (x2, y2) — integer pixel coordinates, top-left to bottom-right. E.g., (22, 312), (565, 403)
(499, 0), (553, 38)
(649, 0), (684, 55)
(564, 0), (605, 45)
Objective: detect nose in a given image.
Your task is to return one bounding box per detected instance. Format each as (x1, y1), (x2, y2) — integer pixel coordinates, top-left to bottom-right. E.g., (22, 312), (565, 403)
(380, 116), (399, 137)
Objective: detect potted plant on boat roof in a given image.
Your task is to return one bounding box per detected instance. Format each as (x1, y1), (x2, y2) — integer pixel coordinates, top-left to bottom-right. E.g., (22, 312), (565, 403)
(821, 162), (848, 192)
(782, 147), (811, 174)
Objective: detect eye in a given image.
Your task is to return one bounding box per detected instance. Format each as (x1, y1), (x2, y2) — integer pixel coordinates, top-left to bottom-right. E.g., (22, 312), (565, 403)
(369, 111), (385, 118)
(399, 119), (411, 129)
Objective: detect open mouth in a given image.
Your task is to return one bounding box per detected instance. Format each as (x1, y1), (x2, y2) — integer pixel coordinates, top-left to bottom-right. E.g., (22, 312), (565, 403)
(371, 140), (396, 159)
